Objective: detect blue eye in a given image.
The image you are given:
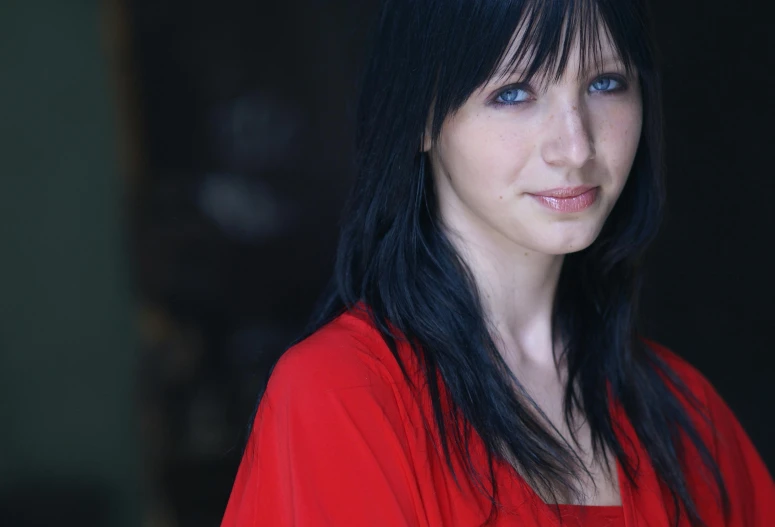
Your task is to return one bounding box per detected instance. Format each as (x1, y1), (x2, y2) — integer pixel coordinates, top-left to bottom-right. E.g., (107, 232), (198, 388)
(589, 76), (624, 93)
(495, 87), (530, 105)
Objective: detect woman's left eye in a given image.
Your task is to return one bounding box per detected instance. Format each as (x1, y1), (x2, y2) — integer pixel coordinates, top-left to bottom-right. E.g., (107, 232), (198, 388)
(589, 76), (624, 93)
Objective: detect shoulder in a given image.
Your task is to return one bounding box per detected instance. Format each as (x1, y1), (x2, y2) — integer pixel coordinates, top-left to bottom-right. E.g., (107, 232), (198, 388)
(640, 337), (743, 452)
(263, 308), (417, 411)
(639, 337), (729, 441)
(640, 337), (713, 399)
(225, 311), (435, 527)
(641, 339), (775, 521)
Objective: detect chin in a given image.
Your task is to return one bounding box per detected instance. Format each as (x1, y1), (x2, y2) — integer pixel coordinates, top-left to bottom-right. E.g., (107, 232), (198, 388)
(531, 227), (602, 256)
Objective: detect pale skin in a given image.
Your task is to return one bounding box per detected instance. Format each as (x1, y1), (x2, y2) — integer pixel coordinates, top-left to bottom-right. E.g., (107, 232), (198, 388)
(424, 32), (643, 506)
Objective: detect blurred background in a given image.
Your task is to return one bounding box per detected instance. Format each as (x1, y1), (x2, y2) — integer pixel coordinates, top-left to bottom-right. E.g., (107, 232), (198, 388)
(0, 0), (771, 526)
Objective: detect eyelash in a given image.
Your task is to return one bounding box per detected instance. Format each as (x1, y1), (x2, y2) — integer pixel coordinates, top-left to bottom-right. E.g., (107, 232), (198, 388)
(491, 74), (629, 107)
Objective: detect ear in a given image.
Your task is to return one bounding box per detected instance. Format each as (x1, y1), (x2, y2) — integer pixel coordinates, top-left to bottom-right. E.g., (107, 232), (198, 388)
(421, 106), (434, 152)
(421, 132), (432, 153)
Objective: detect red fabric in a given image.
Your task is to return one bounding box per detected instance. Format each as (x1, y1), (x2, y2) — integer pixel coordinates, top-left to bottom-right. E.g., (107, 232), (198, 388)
(557, 504), (624, 527)
(221, 309), (774, 526)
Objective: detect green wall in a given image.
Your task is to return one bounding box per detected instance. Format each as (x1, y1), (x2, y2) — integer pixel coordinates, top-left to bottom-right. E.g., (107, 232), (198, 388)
(0, 1), (139, 525)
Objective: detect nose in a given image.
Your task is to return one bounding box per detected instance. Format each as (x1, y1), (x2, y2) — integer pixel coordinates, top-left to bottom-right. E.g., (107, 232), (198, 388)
(540, 101), (596, 168)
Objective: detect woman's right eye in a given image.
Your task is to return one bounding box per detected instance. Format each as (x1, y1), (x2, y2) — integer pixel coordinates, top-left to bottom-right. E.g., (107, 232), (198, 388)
(494, 87), (531, 105)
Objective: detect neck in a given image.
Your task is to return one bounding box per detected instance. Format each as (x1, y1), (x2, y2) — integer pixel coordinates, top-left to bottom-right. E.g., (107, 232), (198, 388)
(442, 208), (565, 371)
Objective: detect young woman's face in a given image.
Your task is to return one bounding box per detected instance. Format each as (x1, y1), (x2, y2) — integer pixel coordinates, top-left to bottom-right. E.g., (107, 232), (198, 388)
(427, 33), (642, 256)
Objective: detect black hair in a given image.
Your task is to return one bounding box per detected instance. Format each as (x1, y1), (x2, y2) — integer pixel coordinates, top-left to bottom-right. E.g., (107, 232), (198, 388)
(258, 0), (729, 525)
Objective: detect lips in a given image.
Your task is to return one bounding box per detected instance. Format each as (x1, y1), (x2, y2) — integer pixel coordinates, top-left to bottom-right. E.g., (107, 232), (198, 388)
(530, 185), (597, 198)
(527, 186), (599, 213)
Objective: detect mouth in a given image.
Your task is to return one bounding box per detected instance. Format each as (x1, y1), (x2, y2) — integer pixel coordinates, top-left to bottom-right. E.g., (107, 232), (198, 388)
(526, 186), (599, 213)
(530, 185), (597, 198)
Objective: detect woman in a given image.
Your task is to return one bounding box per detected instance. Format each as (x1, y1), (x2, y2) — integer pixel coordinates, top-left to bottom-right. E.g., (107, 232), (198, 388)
(221, 0), (774, 525)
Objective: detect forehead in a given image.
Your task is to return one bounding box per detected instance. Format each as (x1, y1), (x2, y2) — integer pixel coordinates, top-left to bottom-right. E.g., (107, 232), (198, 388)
(490, 11), (631, 85)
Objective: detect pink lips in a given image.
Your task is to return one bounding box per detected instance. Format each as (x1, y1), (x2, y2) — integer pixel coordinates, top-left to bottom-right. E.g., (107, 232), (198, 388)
(527, 185), (599, 213)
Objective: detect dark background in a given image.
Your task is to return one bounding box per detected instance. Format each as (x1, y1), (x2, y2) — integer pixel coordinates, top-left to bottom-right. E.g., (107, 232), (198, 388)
(1, 0), (771, 526)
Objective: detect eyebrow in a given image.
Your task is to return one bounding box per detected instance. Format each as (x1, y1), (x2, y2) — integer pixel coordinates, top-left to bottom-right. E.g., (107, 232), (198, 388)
(492, 54), (628, 82)
(588, 56), (628, 71)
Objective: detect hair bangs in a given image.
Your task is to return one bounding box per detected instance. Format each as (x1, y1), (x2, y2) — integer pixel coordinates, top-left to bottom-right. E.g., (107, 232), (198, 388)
(429, 0), (651, 142)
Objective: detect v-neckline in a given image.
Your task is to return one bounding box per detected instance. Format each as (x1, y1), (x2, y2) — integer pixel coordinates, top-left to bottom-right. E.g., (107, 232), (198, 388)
(527, 454), (625, 509)
(504, 397), (628, 521)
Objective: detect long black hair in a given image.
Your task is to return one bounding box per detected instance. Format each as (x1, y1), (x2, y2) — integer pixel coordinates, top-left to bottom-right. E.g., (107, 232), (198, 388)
(258, 0), (729, 525)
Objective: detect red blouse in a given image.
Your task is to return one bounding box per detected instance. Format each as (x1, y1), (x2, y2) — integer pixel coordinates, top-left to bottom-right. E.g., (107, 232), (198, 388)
(221, 309), (774, 526)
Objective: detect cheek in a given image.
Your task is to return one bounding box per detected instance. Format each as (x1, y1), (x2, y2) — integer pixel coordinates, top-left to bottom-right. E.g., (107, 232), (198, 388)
(440, 115), (536, 190)
(595, 105), (643, 181)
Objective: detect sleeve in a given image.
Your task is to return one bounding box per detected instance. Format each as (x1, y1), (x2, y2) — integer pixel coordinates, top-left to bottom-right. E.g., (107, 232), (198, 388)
(701, 378), (775, 526)
(220, 346), (426, 527)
